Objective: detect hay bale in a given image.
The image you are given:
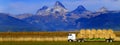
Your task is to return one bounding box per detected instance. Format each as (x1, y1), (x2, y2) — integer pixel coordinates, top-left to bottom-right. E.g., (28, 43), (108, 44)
(77, 33), (84, 38)
(105, 35), (109, 39)
(91, 29), (96, 35)
(84, 29), (91, 38)
(108, 29), (114, 34)
(94, 34), (99, 38)
(102, 29), (107, 33)
(97, 29), (102, 34)
(88, 34), (93, 38)
(100, 29), (107, 38)
(85, 29), (91, 34)
(80, 29), (85, 34)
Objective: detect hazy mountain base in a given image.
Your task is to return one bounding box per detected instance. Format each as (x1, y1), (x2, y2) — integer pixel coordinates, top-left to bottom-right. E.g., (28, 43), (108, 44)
(76, 12), (120, 30)
(0, 13), (41, 32)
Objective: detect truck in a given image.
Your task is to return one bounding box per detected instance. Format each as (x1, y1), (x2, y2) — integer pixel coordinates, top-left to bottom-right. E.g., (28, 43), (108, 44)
(68, 29), (116, 42)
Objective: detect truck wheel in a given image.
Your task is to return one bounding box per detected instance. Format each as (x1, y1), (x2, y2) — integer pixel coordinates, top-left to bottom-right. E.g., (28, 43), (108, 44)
(110, 39), (113, 42)
(77, 40), (81, 42)
(81, 39), (85, 42)
(106, 39), (109, 42)
(106, 39), (113, 42)
(68, 39), (73, 42)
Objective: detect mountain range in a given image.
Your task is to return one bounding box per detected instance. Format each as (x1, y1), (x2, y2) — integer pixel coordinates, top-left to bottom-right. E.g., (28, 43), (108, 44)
(0, 1), (120, 32)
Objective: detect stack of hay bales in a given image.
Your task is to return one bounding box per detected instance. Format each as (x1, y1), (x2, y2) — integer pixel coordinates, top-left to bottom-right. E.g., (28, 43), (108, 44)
(77, 29), (116, 39)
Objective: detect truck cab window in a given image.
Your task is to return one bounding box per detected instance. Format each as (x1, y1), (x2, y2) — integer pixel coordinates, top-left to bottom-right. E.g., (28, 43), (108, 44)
(69, 34), (72, 36)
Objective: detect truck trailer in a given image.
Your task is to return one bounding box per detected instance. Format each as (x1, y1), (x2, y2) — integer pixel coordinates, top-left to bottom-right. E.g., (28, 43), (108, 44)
(68, 29), (116, 42)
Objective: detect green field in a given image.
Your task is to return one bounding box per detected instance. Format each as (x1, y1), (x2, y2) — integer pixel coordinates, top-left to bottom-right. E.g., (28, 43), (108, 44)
(0, 41), (120, 45)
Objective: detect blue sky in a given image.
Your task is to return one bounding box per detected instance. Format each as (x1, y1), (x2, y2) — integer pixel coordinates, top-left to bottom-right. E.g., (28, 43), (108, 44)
(0, 0), (120, 15)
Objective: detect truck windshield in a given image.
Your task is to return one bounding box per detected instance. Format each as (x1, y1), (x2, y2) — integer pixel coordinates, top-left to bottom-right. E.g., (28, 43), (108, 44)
(69, 34), (72, 36)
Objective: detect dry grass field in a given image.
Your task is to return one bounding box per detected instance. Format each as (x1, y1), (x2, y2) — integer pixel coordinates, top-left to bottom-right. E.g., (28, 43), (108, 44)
(0, 31), (120, 45)
(0, 32), (77, 38)
(0, 31), (119, 41)
(0, 32), (76, 41)
(0, 31), (120, 37)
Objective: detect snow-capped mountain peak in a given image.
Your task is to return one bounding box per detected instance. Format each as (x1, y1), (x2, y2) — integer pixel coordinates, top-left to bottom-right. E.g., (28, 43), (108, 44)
(52, 1), (68, 14)
(39, 6), (49, 10)
(36, 6), (51, 16)
(71, 5), (87, 14)
(77, 5), (86, 11)
(98, 7), (108, 12)
(55, 1), (66, 9)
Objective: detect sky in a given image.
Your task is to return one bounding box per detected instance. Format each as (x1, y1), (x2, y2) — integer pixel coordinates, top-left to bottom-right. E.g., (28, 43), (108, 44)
(0, 0), (120, 15)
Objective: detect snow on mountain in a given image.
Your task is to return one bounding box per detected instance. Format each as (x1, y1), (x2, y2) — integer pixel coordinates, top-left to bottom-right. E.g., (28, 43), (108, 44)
(52, 1), (68, 14)
(88, 7), (109, 17)
(97, 7), (108, 13)
(67, 5), (93, 19)
(36, 1), (68, 21)
(36, 6), (51, 16)
(36, 1), (68, 16)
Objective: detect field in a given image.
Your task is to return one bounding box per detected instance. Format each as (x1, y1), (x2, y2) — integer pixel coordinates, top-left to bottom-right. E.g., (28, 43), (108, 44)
(0, 41), (120, 45)
(0, 31), (119, 37)
(0, 31), (120, 45)
(0, 31), (120, 41)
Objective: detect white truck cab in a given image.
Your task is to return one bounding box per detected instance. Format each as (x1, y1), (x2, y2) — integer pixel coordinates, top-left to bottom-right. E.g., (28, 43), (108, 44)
(68, 33), (76, 42)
